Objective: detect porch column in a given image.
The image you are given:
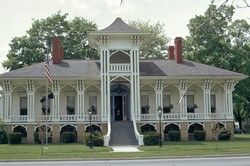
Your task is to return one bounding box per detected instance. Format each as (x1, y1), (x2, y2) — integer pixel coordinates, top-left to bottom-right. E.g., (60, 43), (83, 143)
(131, 49), (140, 120)
(52, 80), (60, 121)
(26, 80), (35, 121)
(101, 49), (109, 121)
(203, 79), (212, 119)
(154, 79), (163, 111)
(76, 80), (85, 121)
(178, 79), (187, 120)
(3, 80), (12, 122)
(224, 79), (235, 120)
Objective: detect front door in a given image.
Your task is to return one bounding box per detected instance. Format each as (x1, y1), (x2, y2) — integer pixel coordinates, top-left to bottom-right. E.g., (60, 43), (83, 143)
(114, 96), (123, 121)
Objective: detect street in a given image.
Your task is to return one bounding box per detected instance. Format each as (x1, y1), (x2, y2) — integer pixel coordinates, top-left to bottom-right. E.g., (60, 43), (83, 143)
(1, 156), (250, 166)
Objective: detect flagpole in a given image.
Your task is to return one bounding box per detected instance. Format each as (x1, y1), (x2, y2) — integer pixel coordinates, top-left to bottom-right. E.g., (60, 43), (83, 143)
(45, 50), (49, 149)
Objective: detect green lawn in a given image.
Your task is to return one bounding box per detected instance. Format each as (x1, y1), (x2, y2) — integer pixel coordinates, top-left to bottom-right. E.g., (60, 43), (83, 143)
(0, 134), (250, 160)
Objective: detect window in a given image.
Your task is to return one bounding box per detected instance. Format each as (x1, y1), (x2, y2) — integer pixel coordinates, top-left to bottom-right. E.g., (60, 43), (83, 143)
(163, 95), (172, 113)
(211, 95), (216, 113)
(89, 96), (97, 114)
(187, 95), (195, 113)
(141, 95), (149, 114)
(67, 96), (75, 115)
(20, 97), (27, 115)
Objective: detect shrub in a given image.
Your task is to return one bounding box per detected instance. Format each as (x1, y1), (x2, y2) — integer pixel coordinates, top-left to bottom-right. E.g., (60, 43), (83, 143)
(168, 131), (180, 141)
(193, 130), (206, 141)
(219, 130), (231, 141)
(34, 132), (40, 144)
(61, 132), (76, 143)
(0, 127), (8, 144)
(143, 132), (160, 146)
(84, 132), (104, 147)
(9, 132), (22, 144)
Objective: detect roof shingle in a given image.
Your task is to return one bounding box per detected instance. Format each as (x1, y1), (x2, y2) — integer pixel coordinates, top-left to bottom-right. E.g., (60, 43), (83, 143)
(0, 59), (244, 79)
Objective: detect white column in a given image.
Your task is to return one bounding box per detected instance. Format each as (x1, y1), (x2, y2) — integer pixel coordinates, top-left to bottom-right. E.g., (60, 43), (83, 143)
(26, 80), (35, 122)
(3, 81), (12, 122)
(101, 49), (109, 121)
(76, 80), (85, 120)
(224, 79), (235, 120)
(178, 79), (187, 120)
(52, 80), (60, 121)
(154, 79), (163, 111)
(203, 79), (212, 119)
(131, 49), (140, 120)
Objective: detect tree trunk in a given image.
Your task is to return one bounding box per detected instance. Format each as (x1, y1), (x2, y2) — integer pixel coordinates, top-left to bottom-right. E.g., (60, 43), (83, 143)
(239, 119), (243, 130)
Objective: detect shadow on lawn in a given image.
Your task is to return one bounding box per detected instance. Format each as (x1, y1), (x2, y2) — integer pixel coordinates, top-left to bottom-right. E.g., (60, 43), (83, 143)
(163, 141), (205, 146)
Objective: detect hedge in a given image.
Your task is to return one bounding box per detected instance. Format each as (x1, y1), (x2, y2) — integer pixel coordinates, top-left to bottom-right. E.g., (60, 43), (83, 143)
(61, 132), (76, 143)
(194, 130), (206, 141)
(143, 132), (160, 146)
(168, 131), (181, 141)
(9, 132), (22, 144)
(84, 132), (104, 147)
(0, 128), (8, 144)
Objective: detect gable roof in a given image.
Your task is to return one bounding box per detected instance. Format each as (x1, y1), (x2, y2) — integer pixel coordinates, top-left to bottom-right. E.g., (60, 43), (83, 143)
(0, 59), (245, 80)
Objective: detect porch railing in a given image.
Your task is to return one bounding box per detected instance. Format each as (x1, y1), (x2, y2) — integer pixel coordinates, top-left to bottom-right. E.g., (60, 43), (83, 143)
(109, 63), (131, 73)
(140, 112), (228, 121)
(5, 114), (101, 123)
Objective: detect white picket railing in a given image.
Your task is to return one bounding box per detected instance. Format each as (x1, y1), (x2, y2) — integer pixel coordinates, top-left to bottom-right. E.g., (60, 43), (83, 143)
(5, 114), (101, 123)
(209, 113), (227, 120)
(9, 116), (28, 122)
(141, 112), (228, 121)
(109, 64), (131, 73)
(5, 113), (228, 123)
(187, 113), (205, 119)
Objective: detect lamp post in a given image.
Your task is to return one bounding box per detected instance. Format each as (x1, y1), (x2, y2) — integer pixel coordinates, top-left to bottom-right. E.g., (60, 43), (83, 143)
(157, 106), (163, 147)
(88, 108), (93, 149)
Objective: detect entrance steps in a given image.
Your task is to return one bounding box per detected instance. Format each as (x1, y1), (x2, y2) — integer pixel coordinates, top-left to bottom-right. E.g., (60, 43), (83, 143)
(110, 121), (138, 146)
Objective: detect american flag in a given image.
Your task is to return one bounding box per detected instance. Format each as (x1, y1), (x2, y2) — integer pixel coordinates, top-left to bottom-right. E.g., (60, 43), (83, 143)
(45, 58), (53, 84)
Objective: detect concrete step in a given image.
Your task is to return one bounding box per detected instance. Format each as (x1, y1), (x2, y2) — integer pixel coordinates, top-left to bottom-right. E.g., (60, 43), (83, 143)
(110, 121), (138, 146)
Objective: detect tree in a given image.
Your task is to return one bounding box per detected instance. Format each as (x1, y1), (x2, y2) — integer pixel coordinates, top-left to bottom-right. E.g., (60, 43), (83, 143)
(3, 12), (98, 70)
(233, 94), (247, 130)
(129, 20), (169, 59)
(183, 2), (250, 125)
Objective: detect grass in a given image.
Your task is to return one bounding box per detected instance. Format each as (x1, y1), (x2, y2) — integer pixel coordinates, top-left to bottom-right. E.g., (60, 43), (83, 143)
(0, 134), (250, 160)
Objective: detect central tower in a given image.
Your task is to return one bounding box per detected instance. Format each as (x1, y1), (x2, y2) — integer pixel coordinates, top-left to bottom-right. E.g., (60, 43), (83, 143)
(88, 18), (148, 145)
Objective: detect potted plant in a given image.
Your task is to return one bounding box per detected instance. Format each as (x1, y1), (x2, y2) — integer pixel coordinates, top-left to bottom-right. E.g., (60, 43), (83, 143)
(163, 104), (174, 113)
(66, 106), (75, 115)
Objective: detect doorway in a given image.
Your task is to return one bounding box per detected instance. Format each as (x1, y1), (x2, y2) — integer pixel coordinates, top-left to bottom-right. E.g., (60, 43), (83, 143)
(114, 96), (123, 121)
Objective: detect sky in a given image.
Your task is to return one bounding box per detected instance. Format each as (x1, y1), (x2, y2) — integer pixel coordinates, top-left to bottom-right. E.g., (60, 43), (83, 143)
(0, 0), (249, 74)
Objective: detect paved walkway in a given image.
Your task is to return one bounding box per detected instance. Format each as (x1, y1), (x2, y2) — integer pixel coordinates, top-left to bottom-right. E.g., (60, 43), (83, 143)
(111, 146), (141, 152)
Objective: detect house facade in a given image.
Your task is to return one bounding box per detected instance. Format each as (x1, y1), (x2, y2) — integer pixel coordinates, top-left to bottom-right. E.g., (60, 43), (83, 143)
(0, 18), (245, 146)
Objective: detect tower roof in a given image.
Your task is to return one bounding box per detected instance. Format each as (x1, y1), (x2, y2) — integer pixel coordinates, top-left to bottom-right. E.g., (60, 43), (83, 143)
(97, 17), (141, 33)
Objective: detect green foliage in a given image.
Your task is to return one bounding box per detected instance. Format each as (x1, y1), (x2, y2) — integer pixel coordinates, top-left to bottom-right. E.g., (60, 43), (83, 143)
(168, 131), (181, 141)
(219, 130), (231, 140)
(129, 20), (169, 59)
(234, 94), (248, 130)
(9, 132), (22, 144)
(184, 2), (250, 124)
(84, 132), (104, 147)
(3, 11), (98, 70)
(193, 130), (206, 141)
(34, 132), (40, 144)
(61, 132), (76, 143)
(143, 132), (160, 146)
(0, 125), (8, 144)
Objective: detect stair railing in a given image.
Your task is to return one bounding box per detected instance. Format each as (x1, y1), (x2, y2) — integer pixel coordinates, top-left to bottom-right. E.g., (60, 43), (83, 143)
(132, 112), (144, 146)
(103, 114), (111, 146)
